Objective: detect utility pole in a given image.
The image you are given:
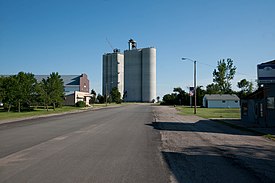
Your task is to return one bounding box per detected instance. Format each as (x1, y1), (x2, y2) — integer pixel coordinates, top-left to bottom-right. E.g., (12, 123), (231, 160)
(194, 60), (197, 114)
(182, 58), (197, 114)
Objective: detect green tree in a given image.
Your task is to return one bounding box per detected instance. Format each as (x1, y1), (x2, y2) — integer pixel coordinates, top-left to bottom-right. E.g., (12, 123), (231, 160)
(97, 94), (105, 104)
(1, 76), (17, 112)
(156, 96), (160, 103)
(196, 86), (206, 106)
(13, 72), (37, 112)
(90, 89), (97, 106)
(37, 72), (64, 111)
(36, 78), (51, 111)
(0, 73), (37, 112)
(47, 72), (64, 110)
(0, 77), (4, 101)
(237, 79), (253, 98)
(173, 87), (188, 105)
(161, 93), (177, 105)
(213, 58), (237, 93)
(110, 87), (121, 104)
(1, 73), (38, 112)
(206, 83), (220, 94)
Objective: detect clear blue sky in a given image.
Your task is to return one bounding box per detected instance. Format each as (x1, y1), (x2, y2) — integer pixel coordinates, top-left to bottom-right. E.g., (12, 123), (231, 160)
(1, 0), (275, 98)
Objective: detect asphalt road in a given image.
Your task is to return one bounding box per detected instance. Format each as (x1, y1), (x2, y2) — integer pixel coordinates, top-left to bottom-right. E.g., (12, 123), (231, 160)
(0, 104), (169, 183)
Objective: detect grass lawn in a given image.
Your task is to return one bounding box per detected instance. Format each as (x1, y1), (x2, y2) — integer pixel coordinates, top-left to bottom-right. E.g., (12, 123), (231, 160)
(0, 103), (125, 121)
(176, 106), (240, 119)
(0, 106), (84, 121)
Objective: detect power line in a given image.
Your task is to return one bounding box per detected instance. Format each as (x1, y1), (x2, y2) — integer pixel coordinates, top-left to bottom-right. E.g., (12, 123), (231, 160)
(196, 60), (257, 78)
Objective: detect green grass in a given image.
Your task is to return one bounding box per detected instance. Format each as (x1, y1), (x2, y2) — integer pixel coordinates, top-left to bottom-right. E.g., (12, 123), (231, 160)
(0, 106), (83, 121)
(176, 106), (240, 119)
(0, 103), (126, 121)
(263, 134), (275, 141)
(176, 106), (275, 141)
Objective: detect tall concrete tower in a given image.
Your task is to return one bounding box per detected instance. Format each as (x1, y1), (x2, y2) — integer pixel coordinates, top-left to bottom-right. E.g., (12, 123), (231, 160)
(124, 39), (156, 102)
(102, 49), (124, 97)
(141, 48), (156, 102)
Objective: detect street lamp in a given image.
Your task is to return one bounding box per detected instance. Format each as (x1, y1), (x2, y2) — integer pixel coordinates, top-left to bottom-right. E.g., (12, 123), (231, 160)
(181, 58), (197, 114)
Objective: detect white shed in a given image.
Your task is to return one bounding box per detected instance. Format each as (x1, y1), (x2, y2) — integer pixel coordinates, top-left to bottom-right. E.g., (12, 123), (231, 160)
(64, 91), (92, 106)
(203, 94), (240, 108)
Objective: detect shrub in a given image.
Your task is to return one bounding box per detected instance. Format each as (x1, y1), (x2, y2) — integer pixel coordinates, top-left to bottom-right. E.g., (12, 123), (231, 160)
(76, 101), (86, 107)
(116, 99), (122, 104)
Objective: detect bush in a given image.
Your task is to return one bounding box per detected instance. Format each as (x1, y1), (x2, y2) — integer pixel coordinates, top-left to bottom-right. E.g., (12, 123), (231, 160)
(76, 101), (86, 107)
(116, 99), (122, 104)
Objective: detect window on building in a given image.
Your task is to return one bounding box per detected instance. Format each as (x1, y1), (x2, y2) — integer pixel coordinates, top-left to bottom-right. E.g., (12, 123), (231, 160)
(222, 100), (225, 103)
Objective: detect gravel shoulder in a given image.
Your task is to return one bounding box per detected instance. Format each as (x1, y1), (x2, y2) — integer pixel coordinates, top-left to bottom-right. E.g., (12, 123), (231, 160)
(152, 105), (275, 183)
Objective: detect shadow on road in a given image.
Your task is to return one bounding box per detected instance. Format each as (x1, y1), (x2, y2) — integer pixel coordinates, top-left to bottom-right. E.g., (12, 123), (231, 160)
(161, 144), (275, 183)
(146, 121), (275, 183)
(147, 121), (260, 136)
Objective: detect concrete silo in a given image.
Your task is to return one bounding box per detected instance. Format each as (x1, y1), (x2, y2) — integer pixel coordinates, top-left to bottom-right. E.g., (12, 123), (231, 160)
(124, 39), (156, 102)
(124, 49), (142, 101)
(102, 49), (124, 97)
(102, 39), (156, 102)
(141, 48), (156, 102)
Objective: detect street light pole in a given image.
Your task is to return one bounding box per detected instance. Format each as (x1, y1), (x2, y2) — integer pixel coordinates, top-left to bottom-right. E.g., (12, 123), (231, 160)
(194, 60), (197, 114)
(182, 58), (197, 114)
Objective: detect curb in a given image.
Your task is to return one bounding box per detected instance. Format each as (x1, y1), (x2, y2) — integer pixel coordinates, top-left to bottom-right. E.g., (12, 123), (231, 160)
(0, 105), (123, 126)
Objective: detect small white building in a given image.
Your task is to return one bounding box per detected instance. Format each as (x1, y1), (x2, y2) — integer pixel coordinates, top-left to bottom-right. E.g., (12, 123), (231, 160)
(64, 91), (92, 106)
(203, 94), (240, 108)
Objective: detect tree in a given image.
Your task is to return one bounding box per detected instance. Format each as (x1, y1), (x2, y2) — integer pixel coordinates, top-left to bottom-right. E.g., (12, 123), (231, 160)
(37, 72), (64, 111)
(97, 94), (105, 104)
(91, 89), (96, 96)
(1, 76), (17, 112)
(36, 78), (51, 111)
(47, 72), (64, 110)
(237, 79), (253, 98)
(213, 58), (237, 94)
(196, 86), (206, 106)
(90, 89), (97, 106)
(173, 87), (188, 105)
(206, 83), (220, 94)
(0, 73), (37, 112)
(110, 87), (121, 104)
(0, 77), (4, 102)
(161, 93), (177, 105)
(156, 96), (160, 103)
(13, 72), (37, 112)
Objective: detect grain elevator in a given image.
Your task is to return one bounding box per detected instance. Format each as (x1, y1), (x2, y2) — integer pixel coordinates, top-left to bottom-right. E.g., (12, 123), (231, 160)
(102, 39), (156, 102)
(102, 49), (124, 97)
